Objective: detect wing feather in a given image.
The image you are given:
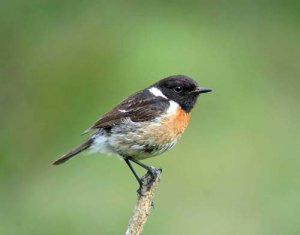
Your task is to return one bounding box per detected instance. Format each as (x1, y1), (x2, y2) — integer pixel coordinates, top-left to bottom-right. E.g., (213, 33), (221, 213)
(83, 90), (169, 132)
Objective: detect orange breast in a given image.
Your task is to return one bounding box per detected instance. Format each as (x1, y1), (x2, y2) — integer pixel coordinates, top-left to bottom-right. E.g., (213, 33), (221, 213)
(167, 107), (191, 135)
(141, 107), (190, 145)
(156, 107), (190, 143)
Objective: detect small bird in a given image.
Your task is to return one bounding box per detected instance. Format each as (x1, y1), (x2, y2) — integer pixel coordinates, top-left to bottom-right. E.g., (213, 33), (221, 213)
(53, 75), (211, 189)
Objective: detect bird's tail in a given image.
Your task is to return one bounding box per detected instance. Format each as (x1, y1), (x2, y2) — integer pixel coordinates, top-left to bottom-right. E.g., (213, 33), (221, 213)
(52, 138), (94, 165)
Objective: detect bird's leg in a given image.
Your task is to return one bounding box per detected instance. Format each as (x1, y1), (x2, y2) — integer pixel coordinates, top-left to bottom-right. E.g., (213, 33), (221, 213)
(124, 158), (148, 196)
(127, 157), (161, 180)
(124, 157), (161, 195)
(124, 158), (143, 187)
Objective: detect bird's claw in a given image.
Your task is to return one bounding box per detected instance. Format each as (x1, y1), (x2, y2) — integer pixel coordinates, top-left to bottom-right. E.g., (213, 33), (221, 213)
(136, 167), (162, 196)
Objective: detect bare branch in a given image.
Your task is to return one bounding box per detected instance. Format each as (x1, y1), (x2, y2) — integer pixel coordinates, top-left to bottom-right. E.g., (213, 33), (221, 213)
(125, 169), (162, 235)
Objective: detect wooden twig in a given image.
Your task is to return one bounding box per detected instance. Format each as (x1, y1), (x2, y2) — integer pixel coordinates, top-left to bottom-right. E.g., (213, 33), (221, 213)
(125, 169), (162, 235)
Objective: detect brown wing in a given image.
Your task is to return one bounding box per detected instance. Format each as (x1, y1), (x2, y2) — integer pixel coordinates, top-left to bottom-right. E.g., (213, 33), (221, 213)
(82, 90), (169, 133)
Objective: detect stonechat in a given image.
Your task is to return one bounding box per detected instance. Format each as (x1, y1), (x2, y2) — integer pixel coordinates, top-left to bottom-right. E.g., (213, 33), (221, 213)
(53, 75), (212, 189)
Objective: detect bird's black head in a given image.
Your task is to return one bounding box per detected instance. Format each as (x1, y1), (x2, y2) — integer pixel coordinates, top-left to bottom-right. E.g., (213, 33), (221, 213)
(154, 75), (212, 112)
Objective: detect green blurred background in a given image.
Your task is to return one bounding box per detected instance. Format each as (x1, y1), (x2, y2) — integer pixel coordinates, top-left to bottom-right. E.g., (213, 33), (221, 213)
(1, 1), (300, 234)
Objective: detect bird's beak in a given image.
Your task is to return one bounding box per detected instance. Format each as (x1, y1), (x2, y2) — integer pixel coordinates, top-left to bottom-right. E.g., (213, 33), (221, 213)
(193, 87), (212, 94)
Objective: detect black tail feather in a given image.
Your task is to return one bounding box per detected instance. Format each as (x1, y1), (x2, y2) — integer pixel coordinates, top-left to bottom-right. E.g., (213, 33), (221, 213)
(52, 139), (93, 165)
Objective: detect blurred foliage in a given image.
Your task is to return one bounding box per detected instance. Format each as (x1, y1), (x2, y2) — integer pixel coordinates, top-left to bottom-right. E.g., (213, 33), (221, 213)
(1, 1), (300, 234)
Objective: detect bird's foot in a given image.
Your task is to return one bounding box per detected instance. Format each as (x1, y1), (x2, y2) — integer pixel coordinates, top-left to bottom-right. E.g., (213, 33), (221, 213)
(136, 167), (162, 196)
(148, 166), (162, 179)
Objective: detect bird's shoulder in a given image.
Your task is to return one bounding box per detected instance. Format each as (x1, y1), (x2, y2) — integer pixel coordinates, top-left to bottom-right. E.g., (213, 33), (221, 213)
(83, 89), (170, 134)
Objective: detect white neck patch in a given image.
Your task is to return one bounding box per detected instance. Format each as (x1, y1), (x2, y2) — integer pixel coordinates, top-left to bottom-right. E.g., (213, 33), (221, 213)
(149, 87), (167, 99)
(167, 100), (179, 114)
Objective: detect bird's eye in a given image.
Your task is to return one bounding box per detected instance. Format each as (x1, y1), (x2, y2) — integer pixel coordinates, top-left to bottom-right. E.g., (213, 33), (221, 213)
(174, 86), (183, 93)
